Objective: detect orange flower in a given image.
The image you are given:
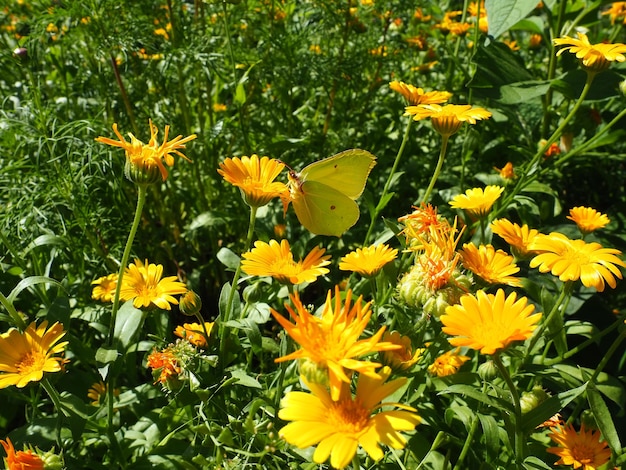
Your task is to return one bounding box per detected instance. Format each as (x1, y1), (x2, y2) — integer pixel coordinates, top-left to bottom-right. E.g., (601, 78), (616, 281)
(0, 438), (44, 470)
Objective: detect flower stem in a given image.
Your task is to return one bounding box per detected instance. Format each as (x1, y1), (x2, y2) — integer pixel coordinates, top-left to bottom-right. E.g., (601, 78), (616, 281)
(421, 135), (450, 205)
(0, 291), (27, 330)
(493, 354), (525, 465)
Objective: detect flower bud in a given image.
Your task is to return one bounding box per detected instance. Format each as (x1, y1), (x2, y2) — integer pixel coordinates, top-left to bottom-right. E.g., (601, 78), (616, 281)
(124, 157), (162, 186)
(520, 385), (549, 414)
(478, 359), (498, 380)
(179, 290), (202, 316)
(298, 358), (329, 387)
(619, 78), (626, 97)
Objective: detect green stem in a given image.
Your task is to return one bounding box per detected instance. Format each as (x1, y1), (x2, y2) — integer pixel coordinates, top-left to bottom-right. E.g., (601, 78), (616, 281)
(421, 135), (450, 205)
(526, 281), (572, 357)
(109, 54), (138, 136)
(0, 291), (27, 330)
(493, 354), (525, 465)
(453, 412), (480, 470)
(588, 328), (625, 385)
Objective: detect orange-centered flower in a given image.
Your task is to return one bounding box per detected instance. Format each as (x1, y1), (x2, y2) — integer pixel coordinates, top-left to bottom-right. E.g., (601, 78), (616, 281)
(554, 32), (626, 72)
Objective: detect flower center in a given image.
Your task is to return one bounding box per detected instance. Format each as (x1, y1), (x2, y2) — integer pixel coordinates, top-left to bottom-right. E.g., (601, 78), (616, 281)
(571, 443), (595, 464)
(328, 399), (370, 435)
(16, 350), (46, 376)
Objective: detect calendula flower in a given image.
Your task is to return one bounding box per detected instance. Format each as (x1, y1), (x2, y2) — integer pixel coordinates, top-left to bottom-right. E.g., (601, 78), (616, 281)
(494, 162), (515, 180)
(146, 348), (181, 385)
(428, 348), (470, 377)
(271, 287), (400, 400)
(405, 103), (491, 137)
(0, 321), (67, 389)
(491, 218), (540, 258)
(241, 239), (330, 285)
(96, 120), (196, 183)
(91, 273), (118, 302)
(339, 244), (398, 277)
(459, 243), (522, 287)
(389, 81), (452, 106)
(529, 33), (543, 49)
(435, 10), (462, 35)
(441, 289), (542, 355)
(381, 331), (423, 370)
(178, 290), (202, 317)
(547, 423), (611, 470)
(217, 155), (288, 208)
(398, 203), (446, 247)
(529, 233), (625, 292)
(603, 2), (626, 24)
(278, 368), (420, 469)
(87, 380), (119, 406)
(119, 259), (187, 310)
(449, 185), (503, 217)
(567, 206), (610, 234)
(174, 322), (214, 347)
(554, 32), (626, 73)
(1, 438), (44, 470)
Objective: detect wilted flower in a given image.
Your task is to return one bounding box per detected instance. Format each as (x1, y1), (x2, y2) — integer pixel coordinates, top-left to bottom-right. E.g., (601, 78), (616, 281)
(491, 219), (540, 258)
(1, 438), (44, 470)
(389, 81), (451, 106)
(381, 331), (423, 370)
(459, 243), (522, 287)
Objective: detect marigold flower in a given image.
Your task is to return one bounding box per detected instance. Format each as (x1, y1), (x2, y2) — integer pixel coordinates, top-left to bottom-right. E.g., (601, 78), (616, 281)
(0, 321), (67, 389)
(529, 33), (543, 49)
(96, 120), (196, 183)
(405, 103), (491, 137)
(554, 32), (626, 73)
(339, 244), (398, 277)
(398, 203), (445, 247)
(91, 273), (118, 302)
(1, 438), (44, 470)
(87, 380), (119, 406)
(278, 368), (420, 469)
(529, 233), (625, 292)
(428, 348), (470, 377)
(547, 423), (611, 470)
(459, 242), (522, 287)
(441, 289), (542, 355)
(449, 185), (503, 217)
(146, 348), (181, 385)
(567, 206), (610, 234)
(494, 162), (515, 180)
(381, 331), (423, 370)
(491, 218), (540, 257)
(389, 81), (452, 106)
(241, 239), (330, 285)
(271, 287), (400, 400)
(119, 259), (187, 310)
(217, 155), (288, 208)
(173, 322), (214, 347)
(603, 2), (626, 24)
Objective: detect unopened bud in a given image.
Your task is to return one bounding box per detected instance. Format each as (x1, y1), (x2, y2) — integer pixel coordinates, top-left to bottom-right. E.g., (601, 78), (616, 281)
(179, 290), (202, 316)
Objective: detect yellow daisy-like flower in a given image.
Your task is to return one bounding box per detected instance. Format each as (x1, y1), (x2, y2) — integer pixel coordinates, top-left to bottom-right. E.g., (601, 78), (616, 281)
(271, 286), (400, 400)
(441, 289), (542, 355)
(554, 32), (626, 73)
(404, 103), (491, 137)
(241, 239), (330, 285)
(381, 331), (423, 371)
(339, 244), (398, 277)
(491, 218), (540, 258)
(0, 321), (68, 389)
(96, 120), (196, 183)
(428, 348), (470, 377)
(459, 242), (522, 287)
(87, 380), (119, 406)
(1, 438), (44, 470)
(389, 81), (452, 106)
(602, 2), (626, 25)
(119, 259), (188, 310)
(494, 162), (515, 180)
(278, 368), (420, 469)
(547, 423), (611, 470)
(567, 206), (610, 234)
(173, 322), (214, 348)
(449, 185), (504, 217)
(217, 154), (288, 208)
(529, 233), (625, 292)
(91, 273), (118, 302)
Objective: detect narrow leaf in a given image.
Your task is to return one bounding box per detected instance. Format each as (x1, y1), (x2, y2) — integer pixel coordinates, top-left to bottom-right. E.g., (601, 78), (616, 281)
(587, 383), (622, 453)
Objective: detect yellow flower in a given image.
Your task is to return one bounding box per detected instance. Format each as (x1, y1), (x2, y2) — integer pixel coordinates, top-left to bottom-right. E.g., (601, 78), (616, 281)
(91, 273), (118, 302)
(119, 259), (187, 310)
(1, 438), (44, 470)
(389, 81), (452, 106)
(449, 185), (504, 217)
(494, 162), (515, 180)
(96, 120), (196, 183)
(602, 2), (626, 24)
(381, 331), (423, 370)
(459, 242), (522, 287)
(398, 203), (447, 246)
(339, 244), (398, 277)
(567, 206), (610, 234)
(87, 380), (119, 406)
(174, 322), (214, 347)
(547, 424), (611, 470)
(212, 103), (227, 112)
(529, 233), (625, 292)
(428, 348), (470, 377)
(554, 32), (626, 72)
(241, 239), (330, 285)
(0, 321), (67, 389)
(491, 218), (540, 257)
(217, 154), (288, 208)
(278, 368), (420, 469)
(146, 348), (180, 385)
(271, 287), (400, 400)
(529, 33), (542, 49)
(441, 289), (542, 355)
(405, 103), (491, 137)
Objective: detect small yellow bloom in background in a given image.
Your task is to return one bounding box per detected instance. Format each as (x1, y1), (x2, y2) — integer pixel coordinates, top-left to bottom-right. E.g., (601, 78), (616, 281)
(528, 33), (543, 49)
(174, 322), (215, 347)
(428, 348), (470, 377)
(87, 380), (119, 406)
(96, 120), (197, 183)
(405, 103), (491, 137)
(119, 259), (188, 310)
(217, 155), (288, 208)
(278, 369), (420, 469)
(494, 161), (515, 180)
(91, 273), (118, 302)
(504, 39), (520, 51)
(389, 81), (452, 106)
(449, 185), (504, 218)
(241, 239), (330, 285)
(459, 242), (522, 287)
(602, 2), (626, 24)
(441, 289), (542, 355)
(212, 103), (227, 112)
(567, 206), (610, 234)
(547, 424), (611, 470)
(339, 243), (398, 277)
(491, 218), (540, 257)
(0, 321), (68, 389)
(414, 7), (432, 21)
(554, 32), (626, 73)
(529, 233), (625, 292)
(309, 44), (322, 54)
(1, 437), (44, 470)
(381, 331), (423, 370)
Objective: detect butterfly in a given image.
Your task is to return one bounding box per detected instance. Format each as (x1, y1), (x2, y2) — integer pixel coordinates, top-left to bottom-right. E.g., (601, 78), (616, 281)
(284, 149), (377, 237)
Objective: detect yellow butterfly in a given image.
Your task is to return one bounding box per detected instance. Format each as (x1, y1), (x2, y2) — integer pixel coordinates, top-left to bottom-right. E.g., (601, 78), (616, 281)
(285, 149), (377, 237)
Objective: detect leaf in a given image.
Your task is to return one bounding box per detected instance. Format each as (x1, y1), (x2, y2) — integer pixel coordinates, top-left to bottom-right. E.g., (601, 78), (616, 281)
(96, 347), (119, 365)
(485, 0), (541, 39)
(551, 70), (624, 101)
(217, 247), (241, 270)
(229, 368), (262, 388)
(218, 282), (241, 320)
(521, 382), (587, 433)
(439, 384), (513, 412)
(477, 413), (502, 461)
(114, 301), (144, 349)
(523, 456), (554, 470)
(510, 16), (545, 35)
(498, 81), (551, 105)
(7, 276), (65, 304)
(187, 211), (227, 231)
(587, 383), (622, 452)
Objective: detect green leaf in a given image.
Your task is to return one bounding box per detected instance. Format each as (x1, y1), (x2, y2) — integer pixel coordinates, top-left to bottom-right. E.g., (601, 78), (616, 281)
(187, 211), (227, 230)
(477, 413), (502, 461)
(498, 81), (551, 105)
(439, 384), (513, 412)
(510, 16), (544, 35)
(486, 0), (541, 39)
(217, 247), (241, 270)
(7, 276), (65, 304)
(587, 383), (622, 452)
(521, 382), (587, 433)
(523, 456), (553, 470)
(551, 70), (624, 101)
(114, 301), (144, 349)
(219, 282), (241, 320)
(96, 347), (119, 365)
(229, 368), (262, 388)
